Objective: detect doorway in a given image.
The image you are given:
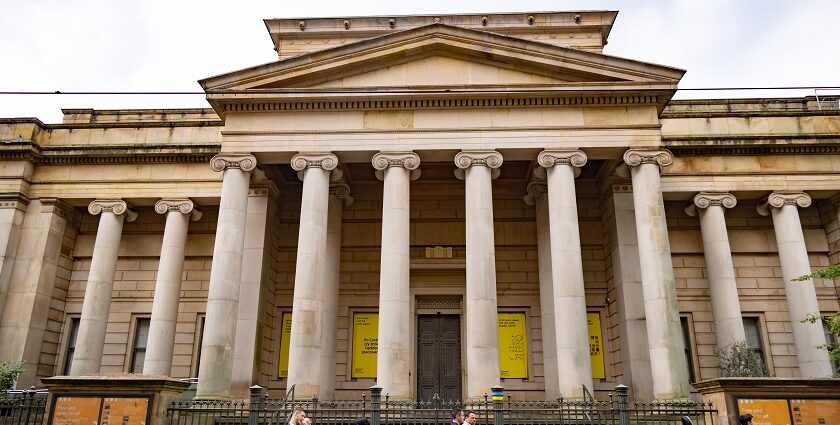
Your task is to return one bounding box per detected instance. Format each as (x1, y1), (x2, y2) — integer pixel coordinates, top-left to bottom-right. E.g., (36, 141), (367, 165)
(417, 314), (462, 401)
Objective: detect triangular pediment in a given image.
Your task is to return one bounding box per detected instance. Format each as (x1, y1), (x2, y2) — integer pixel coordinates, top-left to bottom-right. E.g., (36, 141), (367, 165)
(200, 23), (684, 92)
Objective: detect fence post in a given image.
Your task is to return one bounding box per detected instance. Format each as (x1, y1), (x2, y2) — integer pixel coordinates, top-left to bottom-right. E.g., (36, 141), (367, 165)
(491, 385), (504, 425)
(615, 384), (629, 425)
(249, 385), (264, 425)
(370, 385), (382, 425)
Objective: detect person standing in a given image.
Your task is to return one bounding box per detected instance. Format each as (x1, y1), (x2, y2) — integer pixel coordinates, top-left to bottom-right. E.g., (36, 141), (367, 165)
(450, 409), (464, 425)
(464, 411), (477, 425)
(288, 407), (306, 425)
(739, 414), (754, 425)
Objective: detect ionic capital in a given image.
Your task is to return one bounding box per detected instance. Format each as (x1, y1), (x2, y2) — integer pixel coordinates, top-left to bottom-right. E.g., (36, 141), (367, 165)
(210, 154), (257, 173)
(454, 150), (503, 180)
(685, 192), (737, 216)
(155, 199), (202, 222)
(372, 152), (421, 181)
(757, 191), (812, 216)
(291, 152), (342, 182)
(523, 181), (548, 206)
(329, 184), (354, 207)
(537, 150), (587, 169)
(622, 148), (674, 168)
(88, 199), (137, 222)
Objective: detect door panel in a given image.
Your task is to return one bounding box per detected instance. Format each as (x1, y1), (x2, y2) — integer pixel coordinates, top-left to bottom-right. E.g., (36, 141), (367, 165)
(417, 315), (462, 401)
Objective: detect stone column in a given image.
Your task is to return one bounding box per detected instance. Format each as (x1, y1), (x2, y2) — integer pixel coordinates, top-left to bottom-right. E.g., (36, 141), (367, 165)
(0, 195), (26, 325)
(287, 153), (338, 399)
(0, 199), (70, 387)
(319, 183), (352, 400)
(196, 154), (257, 399)
(524, 182), (559, 399)
(144, 199), (201, 376)
(685, 192), (747, 349)
(757, 191), (832, 377)
(455, 150), (502, 399)
(623, 149), (689, 399)
(71, 199), (137, 375)
(537, 150), (593, 398)
(372, 152), (420, 399)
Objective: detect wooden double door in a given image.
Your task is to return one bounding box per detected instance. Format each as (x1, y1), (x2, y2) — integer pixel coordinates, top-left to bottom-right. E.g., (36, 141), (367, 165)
(416, 314), (462, 401)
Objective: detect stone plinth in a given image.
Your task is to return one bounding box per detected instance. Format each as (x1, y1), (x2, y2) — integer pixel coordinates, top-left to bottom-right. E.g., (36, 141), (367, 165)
(41, 376), (190, 425)
(694, 378), (840, 425)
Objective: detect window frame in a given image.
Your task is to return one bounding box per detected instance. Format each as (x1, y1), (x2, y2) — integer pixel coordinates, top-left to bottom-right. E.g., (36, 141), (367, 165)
(192, 314), (206, 378)
(679, 314), (700, 384)
(740, 313), (775, 373)
(127, 316), (151, 373)
(59, 316), (81, 376)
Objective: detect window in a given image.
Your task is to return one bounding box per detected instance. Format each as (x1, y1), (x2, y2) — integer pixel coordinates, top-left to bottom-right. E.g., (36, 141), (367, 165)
(680, 316), (697, 383)
(742, 317), (767, 366)
(62, 317), (81, 375)
(130, 318), (151, 373)
(193, 316), (205, 378)
(821, 317), (839, 375)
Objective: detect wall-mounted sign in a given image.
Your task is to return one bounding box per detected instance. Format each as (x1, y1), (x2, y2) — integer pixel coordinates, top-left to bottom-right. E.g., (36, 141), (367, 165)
(352, 312), (378, 378)
(738, 398), (794, 425)
(498, 312), (528, 378)
(587, 312), (605, 379)
(278, 312), (292, 377)
(50, 395), (151, 425)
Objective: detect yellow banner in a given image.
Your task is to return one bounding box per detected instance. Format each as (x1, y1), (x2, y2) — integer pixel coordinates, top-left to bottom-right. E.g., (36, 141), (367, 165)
(587, 312), (605, 379)
(498, 312), (528, 378)
(352, 313), (378, 378)
(278, 312), (292, 377)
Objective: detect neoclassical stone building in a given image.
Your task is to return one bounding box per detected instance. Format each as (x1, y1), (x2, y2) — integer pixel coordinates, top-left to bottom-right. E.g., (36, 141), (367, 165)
(1, 11), (839, 401)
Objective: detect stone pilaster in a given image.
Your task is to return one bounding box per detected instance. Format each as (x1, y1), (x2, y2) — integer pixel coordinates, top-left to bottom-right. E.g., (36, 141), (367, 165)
(319, 183), (352, 400)
(286, 153), (338, 399)
(0, 198), (69, 387)
(144, 199), (201, 376)
(623, 148), (690, 399)
(455, 150), (502, 398)
(524, 182), (560, 399)
(757, 191), (832, 377)
(71, 199), (137, 376)
(372, 152), (420, 399)
(197, 154), (256, 399)
(685, 192), (747, 349)
(0, 195), (28, 329)
(537, 150), (593, 398)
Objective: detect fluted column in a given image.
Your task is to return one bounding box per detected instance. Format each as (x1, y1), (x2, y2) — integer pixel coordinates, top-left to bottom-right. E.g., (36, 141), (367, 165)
(685, 192), (746, 349)
(144, 199), (202, 376)
(196, 154), (257, 399)
(287, 153), (339, 399)
(372, 152), (420, 399)
(71, 199), (137, 375)
(537, 150), (593, 398)
(455, 150), (502, 399)
(623, 149), (689, 399)
(757, 191), (832, 377)
(318, 183), (352, 400)
(524, 182), (559, 399)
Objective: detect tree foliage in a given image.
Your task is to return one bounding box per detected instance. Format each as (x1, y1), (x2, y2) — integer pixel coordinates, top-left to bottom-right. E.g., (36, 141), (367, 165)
(716, 341), (771, 377)
(797, 264), (840, 376)
(0, 361), (24, 393)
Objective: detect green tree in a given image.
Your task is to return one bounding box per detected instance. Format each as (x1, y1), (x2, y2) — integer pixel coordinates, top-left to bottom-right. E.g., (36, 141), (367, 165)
(716, 341), (771, 377)
(0, 361), (24, 393)
(795, 264), (840, 372)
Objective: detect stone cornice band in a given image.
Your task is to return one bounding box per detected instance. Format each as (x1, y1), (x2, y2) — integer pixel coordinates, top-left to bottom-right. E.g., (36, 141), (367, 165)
(210, 154), (257, 173)
(622, 148), (674, 168)
(685, 192), (736, 216)
(454, 150), (503, 180)
(88, 199), (138, 222)
(372, 151), (421, 181)
(155, 199), (203, 222)
(757, 191), (812, 216)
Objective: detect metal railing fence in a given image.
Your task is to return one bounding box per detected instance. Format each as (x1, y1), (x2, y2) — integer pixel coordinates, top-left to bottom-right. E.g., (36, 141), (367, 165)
(167, 384), (717, 425)
(0, 390), (48, 425)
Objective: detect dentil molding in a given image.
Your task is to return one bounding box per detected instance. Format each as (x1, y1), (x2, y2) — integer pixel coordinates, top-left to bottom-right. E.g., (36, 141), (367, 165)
(88, 199), (138, 222)
(372, 151), (421, 181)
(685, 192), (736, 216)
(155, 199), (203, 222)
(757, 191), (812, 216)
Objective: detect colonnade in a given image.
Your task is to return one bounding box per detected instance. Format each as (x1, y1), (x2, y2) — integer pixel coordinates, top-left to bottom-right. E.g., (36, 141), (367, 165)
(46, 148), (832, 401)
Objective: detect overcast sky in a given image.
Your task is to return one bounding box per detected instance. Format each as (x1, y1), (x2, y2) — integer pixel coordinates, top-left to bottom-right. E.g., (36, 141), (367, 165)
(2, 0), (838, 123)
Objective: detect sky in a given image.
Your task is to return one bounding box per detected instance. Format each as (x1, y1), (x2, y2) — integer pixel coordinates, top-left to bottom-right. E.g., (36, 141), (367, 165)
(1, 0), (839, 123)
